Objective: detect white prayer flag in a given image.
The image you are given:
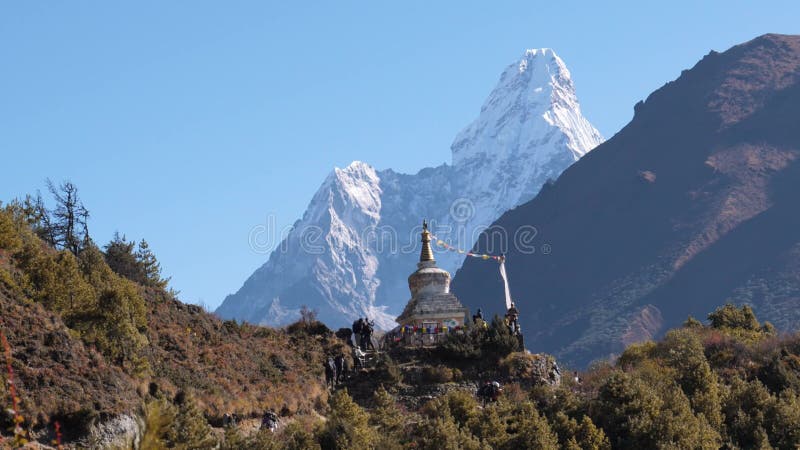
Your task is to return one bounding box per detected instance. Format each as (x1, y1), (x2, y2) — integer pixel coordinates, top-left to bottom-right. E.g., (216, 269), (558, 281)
(499, 260), (512, 310)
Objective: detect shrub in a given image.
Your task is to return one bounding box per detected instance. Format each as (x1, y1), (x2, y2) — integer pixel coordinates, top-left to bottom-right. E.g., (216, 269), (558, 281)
(422, 365), (454, 383)
(370, 386), (405, 439)
(500, 352), (558, 385)
(318, 390), (377, 450)
(164, 391), (217, 449)
(374, 353), (402, 385)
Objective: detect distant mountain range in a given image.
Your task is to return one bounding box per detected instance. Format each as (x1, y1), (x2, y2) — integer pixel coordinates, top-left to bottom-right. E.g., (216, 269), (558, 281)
(216, 49), (603, 329)
(454, 34), (800, 368)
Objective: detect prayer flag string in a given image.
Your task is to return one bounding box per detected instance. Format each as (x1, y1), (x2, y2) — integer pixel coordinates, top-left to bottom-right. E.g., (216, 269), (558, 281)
(429, 234), (505, 262)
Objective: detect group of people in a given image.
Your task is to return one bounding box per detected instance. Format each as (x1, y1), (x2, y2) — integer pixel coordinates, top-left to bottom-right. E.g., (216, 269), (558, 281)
(471, 303), (521, 336)
(351, 317), (375, 351)
(222, 410), (279, 433)
(324, 354), (347, 388)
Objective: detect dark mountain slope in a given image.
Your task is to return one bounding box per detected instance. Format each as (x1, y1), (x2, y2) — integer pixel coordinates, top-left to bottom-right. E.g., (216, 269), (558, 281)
(453, 34), (800, 368)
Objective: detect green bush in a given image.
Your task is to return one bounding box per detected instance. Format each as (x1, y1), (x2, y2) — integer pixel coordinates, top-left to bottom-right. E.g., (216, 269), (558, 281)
(318, 390), (377, 450)
(422, 365), (454, 383)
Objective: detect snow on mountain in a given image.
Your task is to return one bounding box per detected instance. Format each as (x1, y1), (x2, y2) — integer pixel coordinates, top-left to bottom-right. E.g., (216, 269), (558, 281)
(216, 49), (603, 329)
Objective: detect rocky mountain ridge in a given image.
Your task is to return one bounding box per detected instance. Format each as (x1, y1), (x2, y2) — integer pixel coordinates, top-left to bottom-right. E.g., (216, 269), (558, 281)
(454, 33), (800, 368)
(217, 48), (603, 329)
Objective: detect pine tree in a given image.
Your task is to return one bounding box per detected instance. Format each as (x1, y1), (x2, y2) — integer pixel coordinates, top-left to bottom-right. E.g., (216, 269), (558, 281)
(502, 402), (559, 450)
(104, 232), (142, 282)
(416, 409), (486, 450)
(370, 386), (404, 437)
(659, 329), (722, 429)
(708, 303), (761, 331)
(136, 239), (168, 288)
(140, 398), (177, 449)
(467, 404), (508, 448)
(46, 179), (89, 255)
(165, 392), (218, 449)
(319, 389), (377, 450)
(281, 421), (321, 450)
(573, 415), (611, 450)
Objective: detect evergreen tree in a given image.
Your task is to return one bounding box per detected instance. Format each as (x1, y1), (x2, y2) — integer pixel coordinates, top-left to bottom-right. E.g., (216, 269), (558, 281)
(722, 377), (777, 449)
(592, 372), (661, 449)
(136, 238), (169, 288)
(370, 386), (404, 438)
(141, 398), (177, 449)
(416, 409), (486, 450)
(659, 329), (722, 429)
(319, 390), (377, 450)
(104, 232), (142, 282)
(467, 403), (508, 448)
(573, 415), (611, 450)
(770, 390), (800, 449)
(708, 303), (761, 331)
(46, 179), (89, 255)
(281, 421), (321, 450)
(165, 391), (217, 449)
(502, 402), (558, 450)
(483, 315), (520, 359)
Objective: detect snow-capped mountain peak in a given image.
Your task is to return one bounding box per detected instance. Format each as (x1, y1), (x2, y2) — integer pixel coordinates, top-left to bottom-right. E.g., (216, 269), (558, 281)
(453, 48), (599, 167)
(216, 49), (603, 330)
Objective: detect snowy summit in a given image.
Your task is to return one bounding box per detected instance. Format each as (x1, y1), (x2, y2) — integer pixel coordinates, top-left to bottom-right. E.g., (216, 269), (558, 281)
(216, 49), (603, 329)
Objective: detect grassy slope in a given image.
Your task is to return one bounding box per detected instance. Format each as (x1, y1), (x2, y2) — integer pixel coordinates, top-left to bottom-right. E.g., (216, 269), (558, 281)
(0, 208), (330, 444)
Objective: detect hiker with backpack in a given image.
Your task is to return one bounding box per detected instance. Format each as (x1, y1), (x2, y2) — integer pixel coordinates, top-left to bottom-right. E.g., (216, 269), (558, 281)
(334, 354), (346, 384)
(261, 410), (278, 432)
(324, 356), (337, 388)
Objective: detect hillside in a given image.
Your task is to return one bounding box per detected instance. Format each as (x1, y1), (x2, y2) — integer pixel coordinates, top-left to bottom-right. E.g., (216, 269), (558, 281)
(2, 192), (800, 449)
(454, 33), (800, 368)
(0, 202), (332, 447)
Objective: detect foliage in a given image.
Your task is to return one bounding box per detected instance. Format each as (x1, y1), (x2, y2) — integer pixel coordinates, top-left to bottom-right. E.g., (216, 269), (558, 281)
(370, 386), (404, 436)
(707, 303), (775, 342)
(280, 421), (321, 450)
(373, 353), (403, 385)
(44, 179), (90, 255)
(285, 307), (331, 336)
(500, 351), (558, 385)
(439, 315), (520, 362)
(6, 186), (800, 448)
(2, 205), (149, 370)
(416, 408), (486, 450)
(421, 365), (454, 383)
(1, 192), (331, 445)
(164, 391), (218, 449)
(502, 402), (560, 450)
(318, 390), (377, 450)
(104, 232), (169, 288)
(141, 398), (177, 449)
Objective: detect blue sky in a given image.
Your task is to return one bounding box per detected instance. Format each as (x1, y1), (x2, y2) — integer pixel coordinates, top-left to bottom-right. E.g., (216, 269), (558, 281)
(1, 1), (798, 308)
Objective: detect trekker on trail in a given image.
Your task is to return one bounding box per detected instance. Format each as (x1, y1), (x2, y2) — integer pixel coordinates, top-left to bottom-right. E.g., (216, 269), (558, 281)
(352, 318), (364, 348)
(478, 381), (502, 406)
(360, 318), (375, 351)
(324, 357), (337, 388)
(506, 302), (520, 335)
(222, 413), (237, 428)
(472, 308), (484, 324)
(261, 410), (278, 432)
(353, 345), (366, 370)
(334, 354), (346, 384)
(341, 327), (354, 348)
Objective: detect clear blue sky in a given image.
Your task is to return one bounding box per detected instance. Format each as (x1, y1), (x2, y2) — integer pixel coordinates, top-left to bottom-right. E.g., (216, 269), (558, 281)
(1, 1), (797, 308)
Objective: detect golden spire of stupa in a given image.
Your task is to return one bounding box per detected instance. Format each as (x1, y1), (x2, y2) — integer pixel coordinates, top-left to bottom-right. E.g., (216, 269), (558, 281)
(420, 220), (435, 262)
